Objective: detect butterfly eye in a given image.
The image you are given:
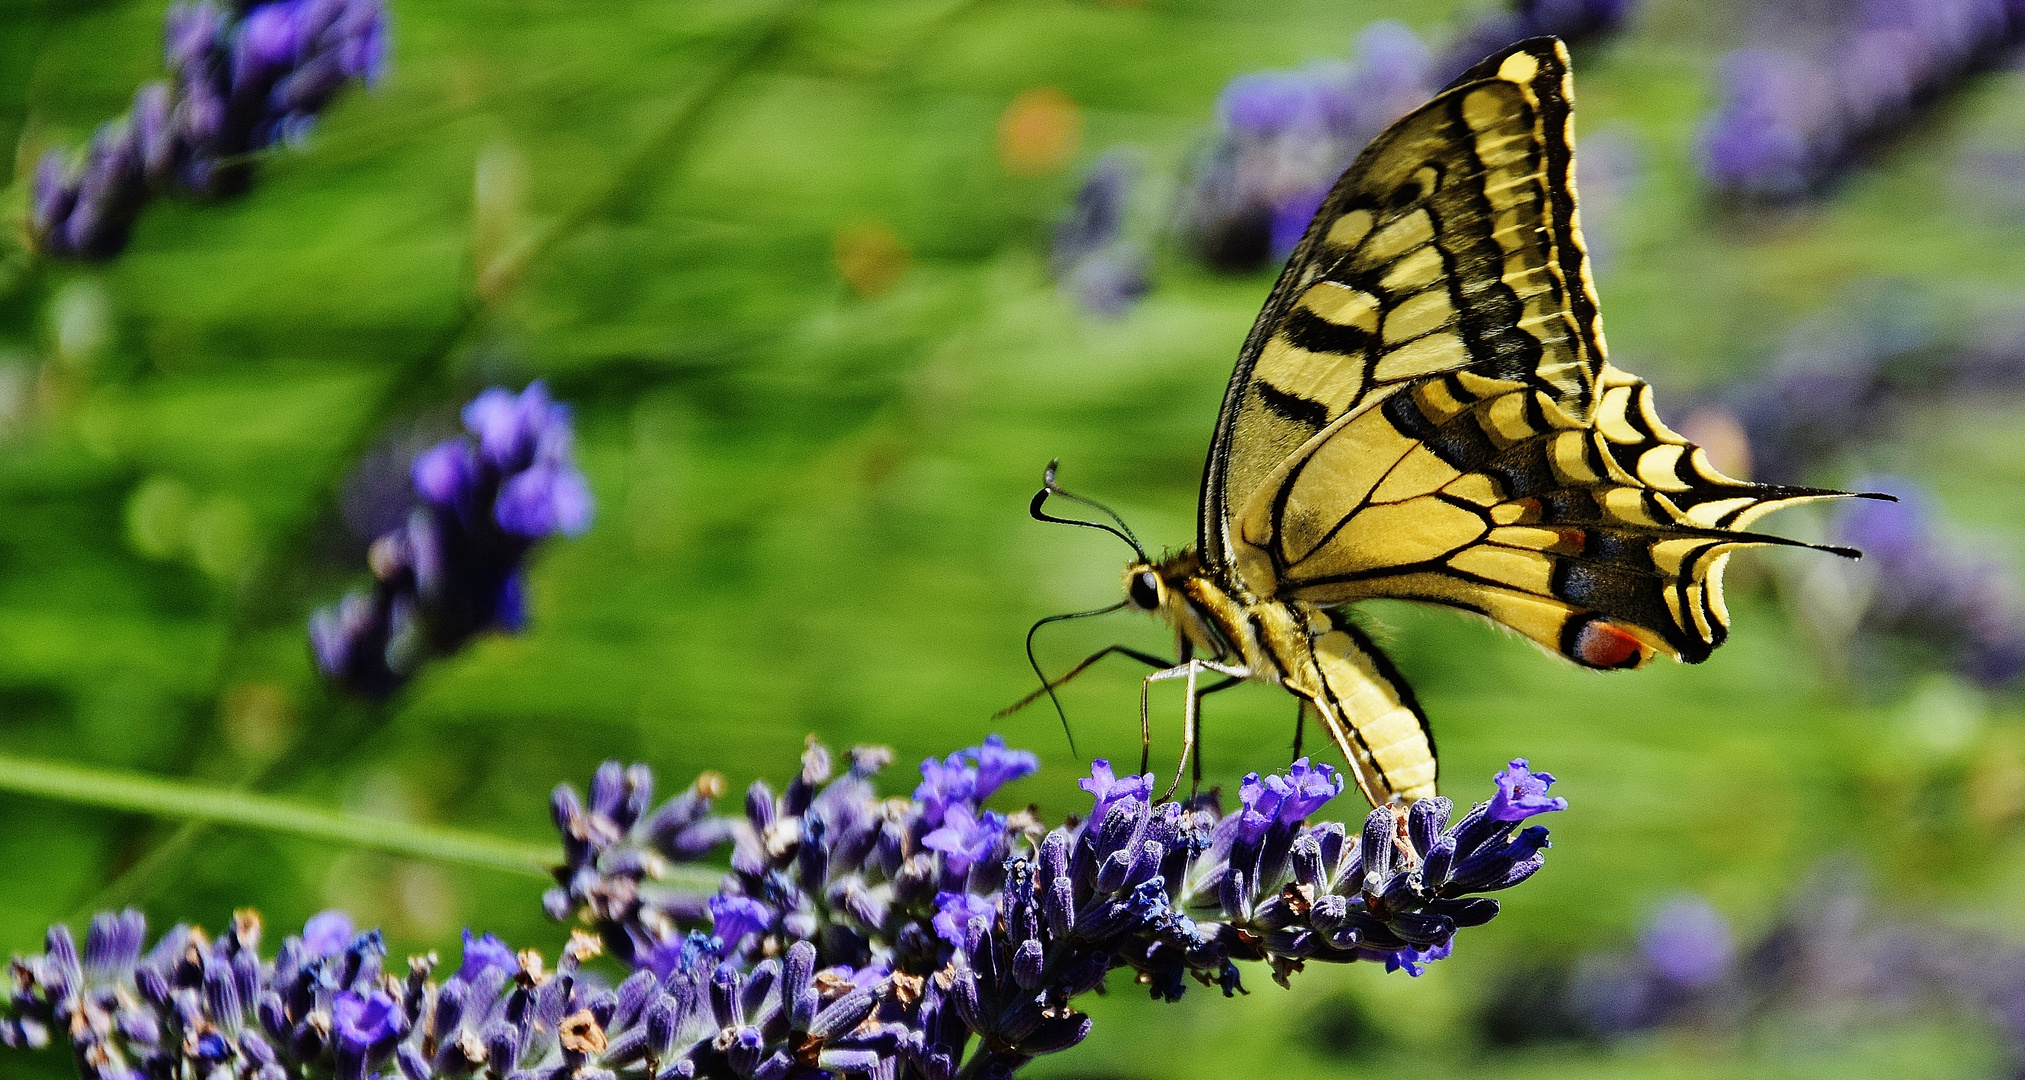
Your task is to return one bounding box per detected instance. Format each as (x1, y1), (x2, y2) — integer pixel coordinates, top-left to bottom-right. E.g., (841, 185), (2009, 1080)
(1128, 571), (1162, 611)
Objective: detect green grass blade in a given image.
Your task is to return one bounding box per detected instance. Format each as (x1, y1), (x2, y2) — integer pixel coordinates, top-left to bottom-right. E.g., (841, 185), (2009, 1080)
(0, 753), (555, 876)
(0, 754), (725, 893)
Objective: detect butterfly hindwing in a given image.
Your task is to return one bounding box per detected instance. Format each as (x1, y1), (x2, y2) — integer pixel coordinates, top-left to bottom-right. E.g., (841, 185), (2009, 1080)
(1291, 613), (1438, 805)
(1200, 38), (1607, 583)
(1235, 365), (1846, 667)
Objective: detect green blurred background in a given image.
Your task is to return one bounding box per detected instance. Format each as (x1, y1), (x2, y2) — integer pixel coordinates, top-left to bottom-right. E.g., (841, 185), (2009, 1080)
(3, 0), (2025, 1076)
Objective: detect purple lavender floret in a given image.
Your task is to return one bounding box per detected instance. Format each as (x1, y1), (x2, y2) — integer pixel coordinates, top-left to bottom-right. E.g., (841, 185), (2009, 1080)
(31, 0), (386, 258)
(1698, 0), (2025, 201)
(1487, 758), (1568, 822)
(1830, 476), (2025, 687)
(544, 736), (1566, 1078)
(310, 382), (594, 698)
(1638, 895), (1735, 989)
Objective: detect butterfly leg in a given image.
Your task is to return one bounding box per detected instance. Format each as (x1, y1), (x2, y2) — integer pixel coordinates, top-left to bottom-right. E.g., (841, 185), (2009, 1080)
(1183, 675), (1244, 800)
(1292, 699), (1308, 761)
(996, 642), (1177, 742)
(1142, 660), (1250, 800)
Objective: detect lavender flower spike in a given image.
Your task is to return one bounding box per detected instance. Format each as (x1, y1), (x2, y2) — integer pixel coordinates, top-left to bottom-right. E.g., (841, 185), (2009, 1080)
(2, 734), (1569, 1078)
(33, 0), (387, 259)
(311, 382), (594, 698)
(1698, 1), (2025, 201)
(544, 734), (1569, 1078)
(1050, 151), (1152, 318)
(1829, 476), (2025, 687)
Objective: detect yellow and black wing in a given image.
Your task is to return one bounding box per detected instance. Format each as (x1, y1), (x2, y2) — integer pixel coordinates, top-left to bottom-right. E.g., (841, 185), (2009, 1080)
(1200, 38), (1606, 581)
(1201, 37), (1856, 670)
(1236, 365), (1853, 667)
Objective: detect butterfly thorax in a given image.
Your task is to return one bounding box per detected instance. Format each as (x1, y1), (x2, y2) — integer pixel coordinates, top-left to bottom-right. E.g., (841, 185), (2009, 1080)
(1123, 549), (1440, 806)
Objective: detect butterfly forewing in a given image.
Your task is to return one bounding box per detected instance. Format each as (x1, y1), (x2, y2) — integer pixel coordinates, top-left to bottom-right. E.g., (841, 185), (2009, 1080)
(1201, 38), (1607, 583)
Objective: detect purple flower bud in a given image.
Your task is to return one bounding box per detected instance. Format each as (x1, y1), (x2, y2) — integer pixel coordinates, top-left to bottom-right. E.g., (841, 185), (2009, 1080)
(923, 804), (1005, 878)
(331, 988), (400, 1049)
(456, 929), (515, 983)
(807, 986), (879, 1041)
(1406, 796), (1451, 856)
(83, 909), (146, 976)
(1384, 939), (1451, 977)
(301, 910), (354, 958)
(1077, 759), (1153, 826)
(411, 440), (479, 509)
(235, 3), (307, 87)
(914, 754), (978, 828)
(495, 460), (594, 538)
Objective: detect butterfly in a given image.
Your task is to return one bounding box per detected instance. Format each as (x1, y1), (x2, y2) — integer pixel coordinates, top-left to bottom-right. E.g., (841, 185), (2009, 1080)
(1015, 37), (1877, 810)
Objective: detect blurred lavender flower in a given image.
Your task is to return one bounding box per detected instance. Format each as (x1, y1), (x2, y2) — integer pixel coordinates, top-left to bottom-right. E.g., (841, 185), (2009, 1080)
(1684, 282), (1940, 487)
(1490, 867), (2025, 1057)
(547, 736), (1568, 1077)
(32, 0), (387, 259)
(1699, 0), (2025, 201)
(1436, 0), (1635, 83)
(1638, 895), (1736, 989)
(1558, 893), (1745, 1038)
(1177, 22), (1434, 271)
(1829, 477), (2025, 687)
(311, 382), (593, 697)
(1051, 152), (1152, 318)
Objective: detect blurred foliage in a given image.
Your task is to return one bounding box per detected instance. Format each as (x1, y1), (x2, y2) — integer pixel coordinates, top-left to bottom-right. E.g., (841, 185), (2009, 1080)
(3, 0), (2025, 1076)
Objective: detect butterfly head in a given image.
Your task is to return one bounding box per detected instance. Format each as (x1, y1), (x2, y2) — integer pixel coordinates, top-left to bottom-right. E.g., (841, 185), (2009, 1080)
(1122, 550), (1202, 613)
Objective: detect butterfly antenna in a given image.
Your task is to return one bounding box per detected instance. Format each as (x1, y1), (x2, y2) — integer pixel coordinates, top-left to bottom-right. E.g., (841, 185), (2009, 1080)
(996, 600), (1131, 756)
(1030, 458), (1148, 560)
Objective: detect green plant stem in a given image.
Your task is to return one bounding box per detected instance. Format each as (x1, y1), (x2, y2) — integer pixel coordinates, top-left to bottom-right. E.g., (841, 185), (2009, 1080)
(0, 753), (727, 894)
(1, 754), (553, 878)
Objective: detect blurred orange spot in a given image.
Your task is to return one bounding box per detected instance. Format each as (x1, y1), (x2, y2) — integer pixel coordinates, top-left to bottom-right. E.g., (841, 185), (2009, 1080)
(221, 680), (296, 760)
(1678, 407), (1753, 481)
(833, 221), (911, 299)
(1970, 739), (2025, 825)
(997, 88), (1082, 177)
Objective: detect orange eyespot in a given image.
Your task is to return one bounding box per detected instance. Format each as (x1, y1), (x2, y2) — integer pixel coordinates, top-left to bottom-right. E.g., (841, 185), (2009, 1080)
(1566, 616), (1647, 670)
